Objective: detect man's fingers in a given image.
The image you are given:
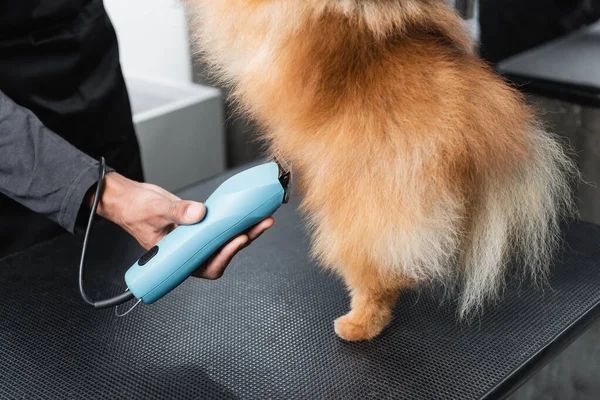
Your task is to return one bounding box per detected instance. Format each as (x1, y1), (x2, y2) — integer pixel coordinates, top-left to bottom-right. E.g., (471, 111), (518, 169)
(168, 200), (206, 225)
(247, 217), (274, 241)
(200, 235), (249, 280)
(190, 217), (274, 279)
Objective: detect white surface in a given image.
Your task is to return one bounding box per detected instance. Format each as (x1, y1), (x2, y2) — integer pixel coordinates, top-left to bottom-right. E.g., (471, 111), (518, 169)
(104, 0), (192, 84)
(446, 0), (480, 41)
(498, 22), (600, 89)
(126, 77), (226, 192)
(467, 0), (480, 42)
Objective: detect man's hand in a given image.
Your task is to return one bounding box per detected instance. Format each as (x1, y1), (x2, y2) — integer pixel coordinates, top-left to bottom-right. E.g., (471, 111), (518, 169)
(88, 172), (274, 279)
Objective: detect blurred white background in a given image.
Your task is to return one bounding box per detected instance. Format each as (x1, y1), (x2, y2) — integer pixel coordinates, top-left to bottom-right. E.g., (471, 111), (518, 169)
(104, 0), (192, 84)
(103, 0), (226, 192)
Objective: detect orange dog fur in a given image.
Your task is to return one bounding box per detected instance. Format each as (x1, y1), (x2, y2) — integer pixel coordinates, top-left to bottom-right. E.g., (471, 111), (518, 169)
(184, 0), (578, 341)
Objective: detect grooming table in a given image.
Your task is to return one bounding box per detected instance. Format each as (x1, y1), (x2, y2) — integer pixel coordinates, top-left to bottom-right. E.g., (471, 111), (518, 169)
(1, 164), (600, 400)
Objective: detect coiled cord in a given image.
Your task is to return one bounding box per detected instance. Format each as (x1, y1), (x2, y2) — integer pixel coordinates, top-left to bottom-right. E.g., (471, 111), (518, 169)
(78, 156), (135, 309)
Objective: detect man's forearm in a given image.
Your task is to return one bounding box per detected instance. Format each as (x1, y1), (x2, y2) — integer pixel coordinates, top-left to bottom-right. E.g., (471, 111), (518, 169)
(0, 90), (109, 233)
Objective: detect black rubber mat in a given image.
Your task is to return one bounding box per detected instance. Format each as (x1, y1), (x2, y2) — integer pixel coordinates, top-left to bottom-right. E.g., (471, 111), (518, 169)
(1, 166), (600, 400)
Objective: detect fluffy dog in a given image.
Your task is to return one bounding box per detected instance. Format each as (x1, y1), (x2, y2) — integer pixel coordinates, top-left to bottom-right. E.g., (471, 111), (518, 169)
(184, 0), (577, 341)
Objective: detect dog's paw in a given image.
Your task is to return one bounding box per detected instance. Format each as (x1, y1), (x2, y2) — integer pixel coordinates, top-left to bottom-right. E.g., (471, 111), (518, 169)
(334, 313), (386, 342)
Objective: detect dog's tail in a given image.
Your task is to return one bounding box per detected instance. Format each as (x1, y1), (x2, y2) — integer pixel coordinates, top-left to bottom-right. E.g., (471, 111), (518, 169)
(459, 124), (578, 318)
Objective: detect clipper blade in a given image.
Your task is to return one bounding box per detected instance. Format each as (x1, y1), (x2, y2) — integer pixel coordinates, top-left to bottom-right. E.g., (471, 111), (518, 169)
(274, 157), (292, 204)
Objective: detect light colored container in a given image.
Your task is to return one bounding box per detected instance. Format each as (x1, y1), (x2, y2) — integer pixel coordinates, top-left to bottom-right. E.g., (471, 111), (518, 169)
(126, 76), (226, 192)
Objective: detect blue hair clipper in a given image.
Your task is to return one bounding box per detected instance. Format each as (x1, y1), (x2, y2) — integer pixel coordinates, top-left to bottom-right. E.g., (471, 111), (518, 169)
(124, 160), (291, 305)
(76, 158), (291, 312)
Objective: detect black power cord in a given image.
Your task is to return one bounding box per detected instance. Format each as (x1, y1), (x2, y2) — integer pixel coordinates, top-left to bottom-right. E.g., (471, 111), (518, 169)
(78, 156), (135, 309)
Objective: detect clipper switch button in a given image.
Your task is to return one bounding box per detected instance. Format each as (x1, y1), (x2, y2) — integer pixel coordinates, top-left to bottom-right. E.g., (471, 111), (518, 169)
(139, 246), (159, 266)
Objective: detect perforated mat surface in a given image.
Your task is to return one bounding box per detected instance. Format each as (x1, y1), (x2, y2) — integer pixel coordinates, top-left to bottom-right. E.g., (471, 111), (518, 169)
(1, 166), (600, 399)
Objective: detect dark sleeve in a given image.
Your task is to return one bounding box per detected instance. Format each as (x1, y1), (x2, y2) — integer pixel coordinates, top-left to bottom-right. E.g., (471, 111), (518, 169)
(0, 89), (112, 233)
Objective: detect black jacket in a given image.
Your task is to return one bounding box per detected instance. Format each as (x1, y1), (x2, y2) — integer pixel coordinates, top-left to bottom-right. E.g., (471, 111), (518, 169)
(0, 0), (143, 257)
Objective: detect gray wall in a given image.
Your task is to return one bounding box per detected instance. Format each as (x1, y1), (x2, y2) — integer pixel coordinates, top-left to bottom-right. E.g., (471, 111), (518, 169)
(191, 58), (263, 168)
(528, 96), (600, 225)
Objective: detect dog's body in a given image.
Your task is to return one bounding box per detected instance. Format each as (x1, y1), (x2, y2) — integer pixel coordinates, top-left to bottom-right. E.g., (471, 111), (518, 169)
(186, 0), (577, 341)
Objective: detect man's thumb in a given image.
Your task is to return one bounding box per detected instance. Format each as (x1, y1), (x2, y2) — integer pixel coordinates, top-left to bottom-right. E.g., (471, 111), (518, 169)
(169, 201), (205, 224)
